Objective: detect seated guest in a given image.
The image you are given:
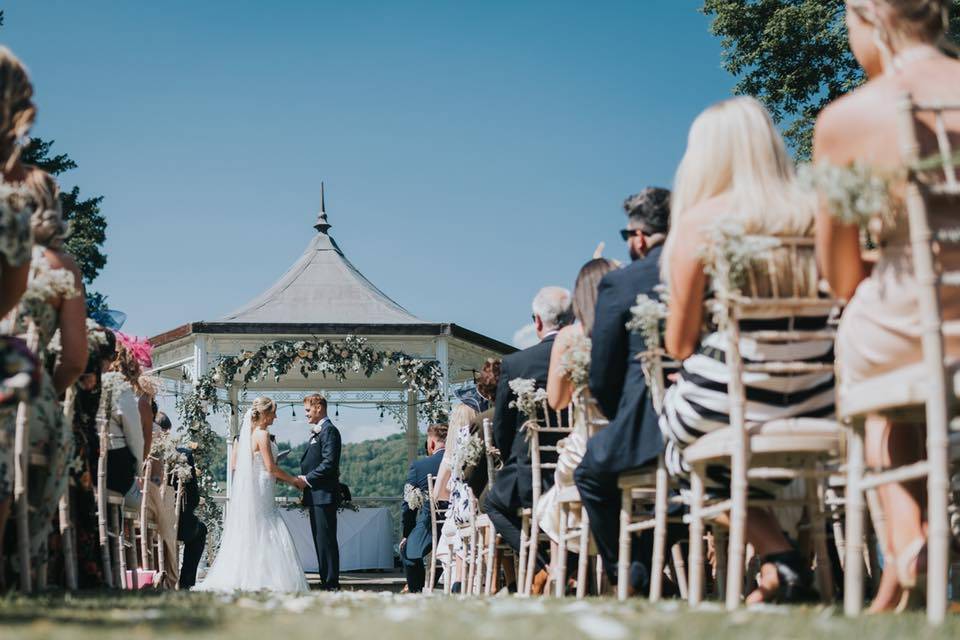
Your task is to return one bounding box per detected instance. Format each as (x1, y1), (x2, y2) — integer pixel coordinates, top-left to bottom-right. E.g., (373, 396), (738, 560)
(144, 410), (179, 588)
(660, 96), (833, 604)
(573, 187), (671, 593)
(813, 0), (960, 613)
(175, 445), (206, 590)
(400, 423), (447, 593)
(468, 359), (501, 502)
(538, 257), (616, 547)
(99, 340), (147, 495)
(484, 286), (573, 593)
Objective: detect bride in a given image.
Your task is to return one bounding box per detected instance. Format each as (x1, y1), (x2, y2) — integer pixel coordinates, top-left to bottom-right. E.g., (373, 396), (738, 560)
(195, 396), (310, 593)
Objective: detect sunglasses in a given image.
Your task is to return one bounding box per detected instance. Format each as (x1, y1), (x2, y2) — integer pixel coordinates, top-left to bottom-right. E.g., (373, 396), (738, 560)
(620, 228), (645, 241)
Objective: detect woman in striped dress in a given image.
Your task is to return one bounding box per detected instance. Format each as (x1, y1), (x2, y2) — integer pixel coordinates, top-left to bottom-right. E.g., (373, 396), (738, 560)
(659, 96), (834, 604)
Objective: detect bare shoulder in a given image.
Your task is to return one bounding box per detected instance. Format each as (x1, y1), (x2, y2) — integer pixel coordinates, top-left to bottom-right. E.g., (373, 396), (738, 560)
(43, 249), (83, 281)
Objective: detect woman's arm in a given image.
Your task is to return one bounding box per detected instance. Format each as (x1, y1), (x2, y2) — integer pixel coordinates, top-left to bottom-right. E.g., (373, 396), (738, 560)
(230, 437), (239, 472)
(254, 431), (301, 486)
(812, 106), (868, 300)
(432, 420), (458, 499)
(117, 387), (145, 465)
(51, 254), (88, 393)
(138, 394), (153, 464)
(664, 219), (708, 361)
(547, 326), (575, 410)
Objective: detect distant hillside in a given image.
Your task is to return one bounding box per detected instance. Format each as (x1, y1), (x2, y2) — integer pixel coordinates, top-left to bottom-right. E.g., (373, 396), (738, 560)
(212, 432), (420, 499)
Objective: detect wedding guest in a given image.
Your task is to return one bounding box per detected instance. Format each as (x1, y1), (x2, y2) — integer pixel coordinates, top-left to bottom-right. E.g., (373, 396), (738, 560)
(467, 362), (500, 501)
(573, 188), (671, 594)
(484, 286), (572, 593)
(0, 46), (40, 570)
(813, 0), (960, 612)
(400, 422), (447, 593)
(100, 340), (149, 495)
(661, 97), (833, 604)
(144, 410), (179, 588)
(175, 445), (206, 590)
(9, 169), (86, 578)
(538, 257), (616, 553)
(114, 336), (154, 469)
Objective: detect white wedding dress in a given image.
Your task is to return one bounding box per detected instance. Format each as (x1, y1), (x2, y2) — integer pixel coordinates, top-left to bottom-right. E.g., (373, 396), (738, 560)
(194, 411), (309, 593)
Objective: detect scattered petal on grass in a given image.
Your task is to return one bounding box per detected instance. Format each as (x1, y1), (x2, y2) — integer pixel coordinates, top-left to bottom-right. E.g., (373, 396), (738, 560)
(575, 614), (629, 640)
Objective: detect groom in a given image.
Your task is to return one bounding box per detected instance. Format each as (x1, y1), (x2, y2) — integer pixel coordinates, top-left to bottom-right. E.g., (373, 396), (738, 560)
(298, 393), (342, 590)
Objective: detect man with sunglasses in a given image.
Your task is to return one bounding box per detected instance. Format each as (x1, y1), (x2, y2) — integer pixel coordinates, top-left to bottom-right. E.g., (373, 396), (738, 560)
(574, 186), (672, 596)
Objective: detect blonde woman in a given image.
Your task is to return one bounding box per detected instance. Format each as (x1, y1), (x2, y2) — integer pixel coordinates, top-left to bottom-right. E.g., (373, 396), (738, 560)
(195, 396), (309, 592)
(660, 97), (835, 604)
(813, 0), (960, 612)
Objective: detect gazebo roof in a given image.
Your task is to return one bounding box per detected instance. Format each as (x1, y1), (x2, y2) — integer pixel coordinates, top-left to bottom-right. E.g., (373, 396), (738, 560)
(221, 188), (424, 325)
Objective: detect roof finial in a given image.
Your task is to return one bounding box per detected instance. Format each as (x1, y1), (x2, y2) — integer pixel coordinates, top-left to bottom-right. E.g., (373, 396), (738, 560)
(314, 181), (331, 234)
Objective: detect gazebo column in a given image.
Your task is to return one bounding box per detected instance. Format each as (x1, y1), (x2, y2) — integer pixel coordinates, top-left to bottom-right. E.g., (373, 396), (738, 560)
(225, 385), (239, 498)
(436, 336), (450, 398)
(406, 390), (418, 465)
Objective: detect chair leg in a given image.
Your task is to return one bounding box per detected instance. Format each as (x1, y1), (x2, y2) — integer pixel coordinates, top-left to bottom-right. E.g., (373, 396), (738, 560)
(517, 511), (529, 596)
(485, 532), (497, 595)
(807, 471), (834, 603)
(112, 507), (126, 589)
(59, 493), (78, 591)
(556, 503), (568, 597)
(927, 410), (951, 625)
(617, 486), (631, 601)
(714, 528), (727, 602)
(726, 453), (748, 611)
(650, 459), (669, 602)
(576, 506), (590, 599)
(524, 514), (540, 595)
(671, 542), (688, 600)
(825, 487), (846, 570)
(688, 463), (705, 606)
(844, 418), (866, 618)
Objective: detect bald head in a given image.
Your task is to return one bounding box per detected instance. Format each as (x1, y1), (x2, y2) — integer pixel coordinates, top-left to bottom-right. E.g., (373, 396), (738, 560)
(532, 286), (573, 338)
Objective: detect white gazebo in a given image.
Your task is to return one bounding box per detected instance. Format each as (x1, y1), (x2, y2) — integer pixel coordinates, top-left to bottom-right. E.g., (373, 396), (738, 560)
(150, 187), (514, 470)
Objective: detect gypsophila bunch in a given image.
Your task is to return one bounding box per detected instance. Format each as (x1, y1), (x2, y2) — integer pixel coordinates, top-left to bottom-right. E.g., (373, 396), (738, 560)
(403, 483), (426, 511)
(798, 161), (896, 229)
(509, 377), (547, 420)
(453, 432), (485, 477)
(559, 332), (591, 389)
(699, 220), (780, 297)
(626, 294), (668, 349)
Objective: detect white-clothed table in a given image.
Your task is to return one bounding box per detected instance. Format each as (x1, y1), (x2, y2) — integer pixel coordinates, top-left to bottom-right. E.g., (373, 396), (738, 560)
(280, 507), (394, 572)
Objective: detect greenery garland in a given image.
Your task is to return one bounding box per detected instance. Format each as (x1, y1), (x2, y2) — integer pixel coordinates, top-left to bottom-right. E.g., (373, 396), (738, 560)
(177, 334), (447, 532)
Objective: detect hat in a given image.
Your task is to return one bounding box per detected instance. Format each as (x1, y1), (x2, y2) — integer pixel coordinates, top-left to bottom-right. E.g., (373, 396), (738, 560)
(624, 187), (670, 235)
(454, 386), (488, 414)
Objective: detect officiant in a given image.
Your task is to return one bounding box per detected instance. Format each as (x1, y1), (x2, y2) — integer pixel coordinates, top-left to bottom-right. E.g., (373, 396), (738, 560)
(298, 393), (342, 590)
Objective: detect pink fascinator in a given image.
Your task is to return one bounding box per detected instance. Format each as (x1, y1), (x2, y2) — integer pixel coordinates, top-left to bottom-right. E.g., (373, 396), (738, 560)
(115, 331), (154, 368)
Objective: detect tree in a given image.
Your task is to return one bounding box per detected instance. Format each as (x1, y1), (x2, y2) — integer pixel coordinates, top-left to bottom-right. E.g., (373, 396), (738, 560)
(1, 11), (109, 300)
(701, 0), (960, 159)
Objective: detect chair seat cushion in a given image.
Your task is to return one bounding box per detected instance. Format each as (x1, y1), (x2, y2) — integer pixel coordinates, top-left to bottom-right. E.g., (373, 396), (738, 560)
(684, 418), (840, 464)
(839, 360), (960, 419)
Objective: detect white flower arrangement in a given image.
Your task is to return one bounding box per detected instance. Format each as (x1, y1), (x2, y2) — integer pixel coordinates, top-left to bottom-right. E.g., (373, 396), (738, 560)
(453, 431), (485, 477)
(403, 483), (426, 511)
(508, 377), (547, 421)
(559, 332), (591, 389)
(699, 219), (780, 297)
(625, 294), (668, 349)
(798, 161), (896, 229)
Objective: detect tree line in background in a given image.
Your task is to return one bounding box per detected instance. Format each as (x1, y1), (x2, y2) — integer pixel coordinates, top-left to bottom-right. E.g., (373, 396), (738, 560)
(702, 0), (960, 159)
(1, 11), (109, 313)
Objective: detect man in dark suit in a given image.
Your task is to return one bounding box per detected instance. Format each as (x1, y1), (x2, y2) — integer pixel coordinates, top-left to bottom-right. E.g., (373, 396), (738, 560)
(399, 423), (448, 593)
(573, 187), (671, 593)
(484, 286), (573, 587)
(298, 393), (342, 590)
(175, 447), (206, 590)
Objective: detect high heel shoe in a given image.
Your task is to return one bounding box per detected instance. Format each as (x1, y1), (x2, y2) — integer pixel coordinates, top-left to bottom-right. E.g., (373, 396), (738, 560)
(895, 537), (927, 613)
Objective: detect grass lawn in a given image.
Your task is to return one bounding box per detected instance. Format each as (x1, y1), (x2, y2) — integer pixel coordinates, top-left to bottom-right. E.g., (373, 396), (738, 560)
(1, 591), (959, 640)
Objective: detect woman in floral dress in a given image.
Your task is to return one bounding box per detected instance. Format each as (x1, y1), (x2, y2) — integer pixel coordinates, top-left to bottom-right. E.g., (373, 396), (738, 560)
(10, 169), (87, 579)
(0, 46), (42, 572)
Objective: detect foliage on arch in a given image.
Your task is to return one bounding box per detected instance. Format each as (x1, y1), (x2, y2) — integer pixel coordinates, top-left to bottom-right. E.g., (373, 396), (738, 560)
(177, 335), (447, 529)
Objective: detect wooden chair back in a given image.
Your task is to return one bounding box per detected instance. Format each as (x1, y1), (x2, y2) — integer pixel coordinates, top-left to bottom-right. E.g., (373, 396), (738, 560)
(482, 417), (497, 488)
(894, 94), (960, 623)
(526, 402), (571, 508)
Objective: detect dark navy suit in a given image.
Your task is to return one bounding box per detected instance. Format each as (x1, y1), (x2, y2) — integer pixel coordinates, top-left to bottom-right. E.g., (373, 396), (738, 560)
(400, 448), (445, 592)
(174, 448), (206, 589)
(574, 244), (666, 580)
(300, 417), (342, 589)
(483, 333), (562, 569)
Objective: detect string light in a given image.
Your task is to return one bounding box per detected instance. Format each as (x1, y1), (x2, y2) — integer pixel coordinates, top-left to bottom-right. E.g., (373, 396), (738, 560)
(291, 405), (297, 419)
(335, 403), (339, 417)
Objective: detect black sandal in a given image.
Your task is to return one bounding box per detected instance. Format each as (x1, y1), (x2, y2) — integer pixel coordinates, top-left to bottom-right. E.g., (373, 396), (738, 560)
(758, 551), (819, 604)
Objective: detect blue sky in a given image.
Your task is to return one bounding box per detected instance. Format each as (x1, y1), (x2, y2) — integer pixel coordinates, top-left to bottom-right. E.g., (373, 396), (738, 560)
(2, 0), (732, 348)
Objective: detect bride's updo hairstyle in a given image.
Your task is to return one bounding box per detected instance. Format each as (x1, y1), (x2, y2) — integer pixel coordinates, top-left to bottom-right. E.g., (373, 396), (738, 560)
(847, 0), (955, 63)
(0, 47), (36, 173)
(250, 396), (277, 425)
(24, 169), (69, 249)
